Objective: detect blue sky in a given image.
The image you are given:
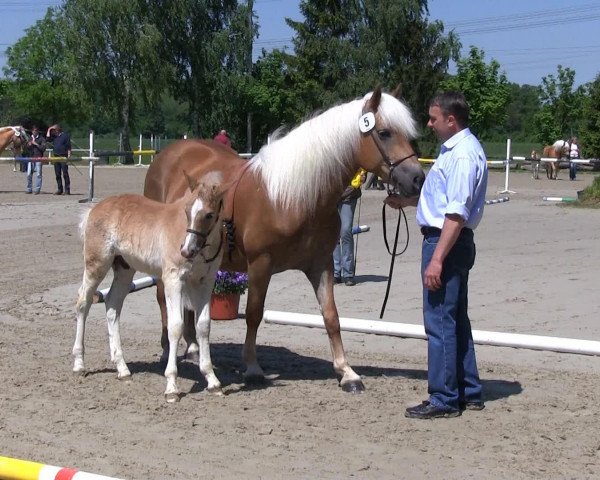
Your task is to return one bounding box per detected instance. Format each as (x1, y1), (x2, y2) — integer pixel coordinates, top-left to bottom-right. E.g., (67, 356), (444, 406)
(2, 0), (599, 87)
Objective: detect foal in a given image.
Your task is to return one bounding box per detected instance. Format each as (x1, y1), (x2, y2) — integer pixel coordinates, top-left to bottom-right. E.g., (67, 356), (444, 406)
(73, 171), (226, 402)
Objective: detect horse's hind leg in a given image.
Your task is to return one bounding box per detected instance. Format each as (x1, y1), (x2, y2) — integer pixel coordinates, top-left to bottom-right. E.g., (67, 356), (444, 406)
(306, 266), (364, 393)
(105, 261), (135, 379)
(73, 261), (111, 373)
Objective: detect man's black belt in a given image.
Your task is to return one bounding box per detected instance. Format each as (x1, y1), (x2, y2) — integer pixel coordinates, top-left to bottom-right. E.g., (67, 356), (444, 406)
(420, 226), (473, 236)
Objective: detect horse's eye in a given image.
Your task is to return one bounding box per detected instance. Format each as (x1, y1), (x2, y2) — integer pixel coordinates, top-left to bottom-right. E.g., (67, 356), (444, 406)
(378, 130), (391, 139)
(205, 213), (214, 221)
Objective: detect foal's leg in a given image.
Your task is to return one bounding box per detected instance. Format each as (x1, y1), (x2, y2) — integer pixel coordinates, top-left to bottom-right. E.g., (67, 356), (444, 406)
(306, 265), (364, 393)
(104, 265), (135, 379)
(73, 262), (111, 373)
(157, 280), (198, 364)
(191, 284), (222, 394)
(163, 278), (184, 402)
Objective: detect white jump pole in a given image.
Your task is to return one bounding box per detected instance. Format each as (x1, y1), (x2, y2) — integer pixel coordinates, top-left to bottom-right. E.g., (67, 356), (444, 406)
(498, 138), (515, 194)
(79, 131), (97, 204)
(93, 276), (157, 304)
(263, 310), (600, 356)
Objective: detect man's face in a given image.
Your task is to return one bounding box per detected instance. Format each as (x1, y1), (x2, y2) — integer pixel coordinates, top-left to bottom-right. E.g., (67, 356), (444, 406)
(427, 105), (454, 142)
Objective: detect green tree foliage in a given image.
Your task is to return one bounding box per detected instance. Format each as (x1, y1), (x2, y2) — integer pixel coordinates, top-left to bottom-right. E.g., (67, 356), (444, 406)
(3, 9), (86, 127)
(61, 0), (168, 162)
(580, 74), (600, 157)
(533, 65), (583, 145)
(442, 46), (510, 138)
(146, 0), (255, 145)
(286, 0), (459, 124)
(501, 83), (541, 142)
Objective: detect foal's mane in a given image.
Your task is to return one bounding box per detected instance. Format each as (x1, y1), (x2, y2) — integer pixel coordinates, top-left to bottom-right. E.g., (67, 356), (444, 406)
(252, 92), (417, 214)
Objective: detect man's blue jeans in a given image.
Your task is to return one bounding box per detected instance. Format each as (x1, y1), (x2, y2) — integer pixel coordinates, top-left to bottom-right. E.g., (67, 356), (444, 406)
(333, 199), (357, 279)
(26, 162), (43, 193)
(421, 229), (482, 411)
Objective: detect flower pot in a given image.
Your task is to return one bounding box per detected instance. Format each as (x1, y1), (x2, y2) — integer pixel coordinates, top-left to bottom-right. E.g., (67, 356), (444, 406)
(210, 293), (241, 320)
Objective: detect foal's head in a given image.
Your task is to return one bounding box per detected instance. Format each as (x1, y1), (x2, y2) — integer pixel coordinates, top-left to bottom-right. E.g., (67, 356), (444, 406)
(180, 171), (226, 260)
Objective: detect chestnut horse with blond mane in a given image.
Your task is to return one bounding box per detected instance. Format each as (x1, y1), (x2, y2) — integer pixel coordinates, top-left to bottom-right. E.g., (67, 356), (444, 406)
(144, 86), (425, 393)
(0, 126), (29, 171)
(543, 140), (569, 180)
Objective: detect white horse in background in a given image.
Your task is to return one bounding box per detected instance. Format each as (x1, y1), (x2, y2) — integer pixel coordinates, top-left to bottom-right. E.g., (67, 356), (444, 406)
(74, 171), (228, 402)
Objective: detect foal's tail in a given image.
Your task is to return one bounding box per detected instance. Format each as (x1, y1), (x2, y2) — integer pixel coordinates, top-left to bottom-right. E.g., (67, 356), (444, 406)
(78, 206), (93, 240)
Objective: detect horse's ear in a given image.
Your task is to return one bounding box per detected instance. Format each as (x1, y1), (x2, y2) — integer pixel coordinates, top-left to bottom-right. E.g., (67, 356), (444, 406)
(391, 83), (403, 99)
(365, 85), (382, 112)
(183, 170), (199, 192)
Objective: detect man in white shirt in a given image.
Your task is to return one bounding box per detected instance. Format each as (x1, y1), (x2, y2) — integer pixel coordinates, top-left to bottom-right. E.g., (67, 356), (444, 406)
(386, 91), (488, 419)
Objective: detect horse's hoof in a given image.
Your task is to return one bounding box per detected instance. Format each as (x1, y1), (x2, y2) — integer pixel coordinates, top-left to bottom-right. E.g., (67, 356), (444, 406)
(72, 368), (85, 376)
(207, 386), (224, 396)
(244, 374), (267, 385)
(117, 371), (132, 380)
(165, 392), (180, 403)
(341, 380), (365, 394)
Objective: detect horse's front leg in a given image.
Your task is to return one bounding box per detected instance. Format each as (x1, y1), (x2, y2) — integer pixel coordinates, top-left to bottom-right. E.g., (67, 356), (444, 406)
(163, 279), (184, 403)
(243, 256), (272, 383)
(306, 265), (365, 393)
(191, 284), (222, 395)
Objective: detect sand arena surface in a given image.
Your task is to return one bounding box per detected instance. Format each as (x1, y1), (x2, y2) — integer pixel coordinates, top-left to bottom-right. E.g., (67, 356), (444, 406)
(0, 163), (599, 479)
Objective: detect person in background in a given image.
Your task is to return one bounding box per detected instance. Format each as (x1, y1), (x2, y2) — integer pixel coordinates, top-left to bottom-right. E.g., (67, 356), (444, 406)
(46, 124), (71, 195)
(333, 168), (366, 286)
(25, 125), (46, 194)
(364, 172), (385, 190)
(530, 149), (540, 180)
(213, 129), (232, 148)
(386, 91), (488, 419)
(569, 136), (580, 181)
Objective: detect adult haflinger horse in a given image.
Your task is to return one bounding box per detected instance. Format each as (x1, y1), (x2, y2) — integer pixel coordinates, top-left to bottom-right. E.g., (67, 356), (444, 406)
(144, 86), (425, 393)
(0, 126), (29, 171)
(74, 172), (227, 402)
(543, 140), (569, 180)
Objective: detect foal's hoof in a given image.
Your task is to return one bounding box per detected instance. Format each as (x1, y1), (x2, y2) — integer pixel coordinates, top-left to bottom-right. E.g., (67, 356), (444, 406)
(207, 386), (224, 396)
(165, 392), (181, 403)
(341, 380), (365, 394)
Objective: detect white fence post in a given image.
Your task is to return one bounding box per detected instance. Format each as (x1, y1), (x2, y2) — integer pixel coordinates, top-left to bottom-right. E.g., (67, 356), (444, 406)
(498, 138), (515, 194)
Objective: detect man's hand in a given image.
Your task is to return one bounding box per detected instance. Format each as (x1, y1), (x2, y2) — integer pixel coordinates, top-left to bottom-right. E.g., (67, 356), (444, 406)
(423, 258), (443, 291)
(384, 195), (419, 209)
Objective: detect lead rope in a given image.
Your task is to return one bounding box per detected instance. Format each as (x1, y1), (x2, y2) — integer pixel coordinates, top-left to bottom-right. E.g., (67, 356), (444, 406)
(353, 194), (362, 274)
(379, 201), (410, 319)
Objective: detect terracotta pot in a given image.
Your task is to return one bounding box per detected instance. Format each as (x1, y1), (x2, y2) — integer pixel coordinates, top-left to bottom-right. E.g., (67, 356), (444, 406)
(210, 293), (241, 320)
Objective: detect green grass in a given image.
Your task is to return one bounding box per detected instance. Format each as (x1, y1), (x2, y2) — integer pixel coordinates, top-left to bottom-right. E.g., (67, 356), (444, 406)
(577, 175), (600, 207)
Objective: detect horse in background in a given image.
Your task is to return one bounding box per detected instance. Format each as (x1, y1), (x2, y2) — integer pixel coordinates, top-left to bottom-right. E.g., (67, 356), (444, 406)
(0, 126), (30, 171)
(74, 171), (228, 402)
(543, 140), (569, 180)
(144, 86), (425, 393)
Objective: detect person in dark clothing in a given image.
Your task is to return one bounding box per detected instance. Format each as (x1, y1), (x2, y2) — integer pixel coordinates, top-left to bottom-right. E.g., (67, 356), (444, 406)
(25, 125), (46, 194)
(46, 124), (71, 195)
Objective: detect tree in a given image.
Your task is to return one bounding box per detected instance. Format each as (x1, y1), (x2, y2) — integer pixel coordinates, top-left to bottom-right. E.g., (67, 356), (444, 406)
(3, 8), (86, 126)
(533, 65), (583, 145)
(285, 0), (459, 122)
(146, 0), (255, 145)
(442, 46), (510, 138)
(500, 83), (541, 142)
(580, 74), (600, 158)
(61, 0), (168, 162)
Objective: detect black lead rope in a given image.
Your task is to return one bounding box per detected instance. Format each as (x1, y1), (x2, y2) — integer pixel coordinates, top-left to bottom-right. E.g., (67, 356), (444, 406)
(379, 201), (410, 319)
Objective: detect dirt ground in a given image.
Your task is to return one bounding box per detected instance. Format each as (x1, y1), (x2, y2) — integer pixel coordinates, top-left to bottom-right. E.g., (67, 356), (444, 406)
(1, 162), (599, 480)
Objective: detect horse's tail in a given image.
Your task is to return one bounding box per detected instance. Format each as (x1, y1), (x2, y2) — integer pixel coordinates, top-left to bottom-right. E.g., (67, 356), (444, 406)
(78, 206), (93, 240)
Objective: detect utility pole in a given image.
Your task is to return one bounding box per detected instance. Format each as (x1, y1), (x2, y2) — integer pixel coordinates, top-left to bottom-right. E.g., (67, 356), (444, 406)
(246, 0), (253, 154)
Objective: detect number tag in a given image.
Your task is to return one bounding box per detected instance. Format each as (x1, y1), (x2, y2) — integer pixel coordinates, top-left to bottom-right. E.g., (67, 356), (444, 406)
(359, 112), (375, 133)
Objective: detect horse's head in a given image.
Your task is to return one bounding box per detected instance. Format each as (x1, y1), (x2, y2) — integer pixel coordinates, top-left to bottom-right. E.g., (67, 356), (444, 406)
(358, 87), (425, 198)
(180, 171), (226, 260)
(10, 126), (29, 154)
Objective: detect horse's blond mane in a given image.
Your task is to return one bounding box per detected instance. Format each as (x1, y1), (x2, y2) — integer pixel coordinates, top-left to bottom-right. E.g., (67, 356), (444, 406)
(251, 92), (417, 214)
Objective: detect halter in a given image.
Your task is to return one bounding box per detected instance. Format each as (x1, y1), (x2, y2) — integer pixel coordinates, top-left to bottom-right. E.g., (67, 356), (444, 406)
(360, 106), (417, 195)
(185, 201), (224, 263)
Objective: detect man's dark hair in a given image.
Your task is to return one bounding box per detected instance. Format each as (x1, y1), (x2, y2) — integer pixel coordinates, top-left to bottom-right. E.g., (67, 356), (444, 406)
(430, 91), (469, 127)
